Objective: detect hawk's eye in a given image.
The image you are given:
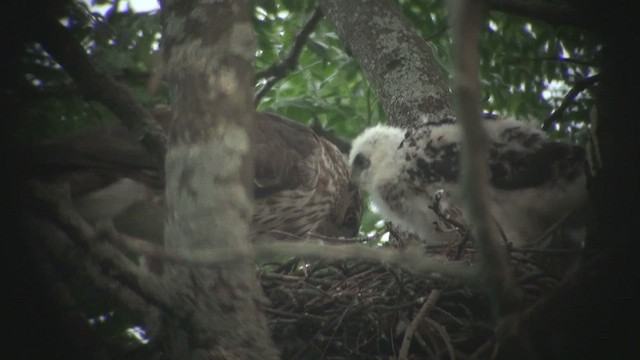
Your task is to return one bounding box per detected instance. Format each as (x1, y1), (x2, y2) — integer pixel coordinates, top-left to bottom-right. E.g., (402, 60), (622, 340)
(353, 153), (370, 169)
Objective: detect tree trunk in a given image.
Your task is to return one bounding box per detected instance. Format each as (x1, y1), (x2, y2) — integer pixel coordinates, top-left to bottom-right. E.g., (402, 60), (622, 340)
(161, 1), (279, 358)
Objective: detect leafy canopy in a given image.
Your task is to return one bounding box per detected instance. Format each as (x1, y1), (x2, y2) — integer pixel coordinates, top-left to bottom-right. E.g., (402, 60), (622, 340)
(14, 0), (597, 145)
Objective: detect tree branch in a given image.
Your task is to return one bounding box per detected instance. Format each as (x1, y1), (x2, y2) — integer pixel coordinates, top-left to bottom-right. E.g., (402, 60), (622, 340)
(398, 289), (441, 360)
(100, 227), (474, 280)
(26, 182), (181, 315)
(448, 0), (521, 317)
(449, 1), (537, 358)
(254, 7), (324, 105)
(33, 17), (167, 160)
(542, 74), (599, 131)
(27, 238), (114, 359)
(318, 0), (455, 127)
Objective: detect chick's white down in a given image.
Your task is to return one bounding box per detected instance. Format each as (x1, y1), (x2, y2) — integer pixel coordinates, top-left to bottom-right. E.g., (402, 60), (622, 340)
(349, 117), (587, 247)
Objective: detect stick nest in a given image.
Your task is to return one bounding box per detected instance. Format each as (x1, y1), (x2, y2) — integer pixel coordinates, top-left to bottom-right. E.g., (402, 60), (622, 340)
(260, 239), (580, 359)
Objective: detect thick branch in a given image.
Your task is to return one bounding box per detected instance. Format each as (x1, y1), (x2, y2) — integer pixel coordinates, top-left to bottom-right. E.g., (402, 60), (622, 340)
(24, 181), (185, 338)
(318, 0), (454, 127)
(27, 236), (114, 359)
(34, 17), (166, 160)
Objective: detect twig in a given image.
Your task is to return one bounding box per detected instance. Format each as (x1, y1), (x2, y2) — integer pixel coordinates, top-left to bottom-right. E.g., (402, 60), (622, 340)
(509, 248), (586, 255)
(374, 299), (429, 312)
(320, 299), (355, 358)
(454, 232), (472, 260)
(398, 289), (441, 360)
(428, 198), (472, 260)
(385, 222), (406, 249)
(423, 317), (456, 360)
(264, 308), (328, 324)
(255, 241), (475, 280)
(469, 338), (495, 359)
(428, 204), (467, 235)
(461, 246), (587, 255)
(532, 210), (574, 246)
(263, 229), (374, 244)
(265, 271), (335, 288)
(254, 7), (324, 104)
(504, 56), (592, 66)
(425, 25), (450, 42)
(542, 74), (600, 130)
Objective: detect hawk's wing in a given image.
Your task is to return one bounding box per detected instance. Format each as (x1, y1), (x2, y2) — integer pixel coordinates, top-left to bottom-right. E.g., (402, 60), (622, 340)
(313, 138), (363, 238)
(398, 117), (587, 246)
(24, 110), (362, 238)
(487, 122), (585, 189)
(402, 117), (585, 191)
(25, 125), (162, 197)
(254, 112), (320, 198)
(252, 112), (362, 237)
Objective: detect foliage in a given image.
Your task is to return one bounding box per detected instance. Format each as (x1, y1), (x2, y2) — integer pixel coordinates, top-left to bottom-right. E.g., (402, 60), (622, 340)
(11, 0), (600, 263)
(253, 0), (385, 139)
(10, 0), (600, 351)
(400, 0), (598, 143)
(9, 0), (600, 250)
(13, 0), (599, 143)
(11, 0), (167, 143)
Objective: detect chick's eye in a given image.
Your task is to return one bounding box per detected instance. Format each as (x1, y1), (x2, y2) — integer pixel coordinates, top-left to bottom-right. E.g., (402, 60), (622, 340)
(353, 153), (369, 169)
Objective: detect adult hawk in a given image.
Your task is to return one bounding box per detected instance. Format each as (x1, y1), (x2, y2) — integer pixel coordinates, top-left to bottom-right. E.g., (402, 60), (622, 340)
(27, 111), (362, 245)
(349, 116), (587, 247)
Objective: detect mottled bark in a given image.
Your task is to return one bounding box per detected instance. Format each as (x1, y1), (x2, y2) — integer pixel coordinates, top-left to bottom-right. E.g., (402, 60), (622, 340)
(161, 0), (278, 359)
(318, 0), (455, 127)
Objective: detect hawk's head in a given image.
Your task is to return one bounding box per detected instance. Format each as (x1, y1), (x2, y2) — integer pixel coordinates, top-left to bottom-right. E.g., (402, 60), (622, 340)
(348, 125), (405, 192)
(314, 183), (363, 237)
